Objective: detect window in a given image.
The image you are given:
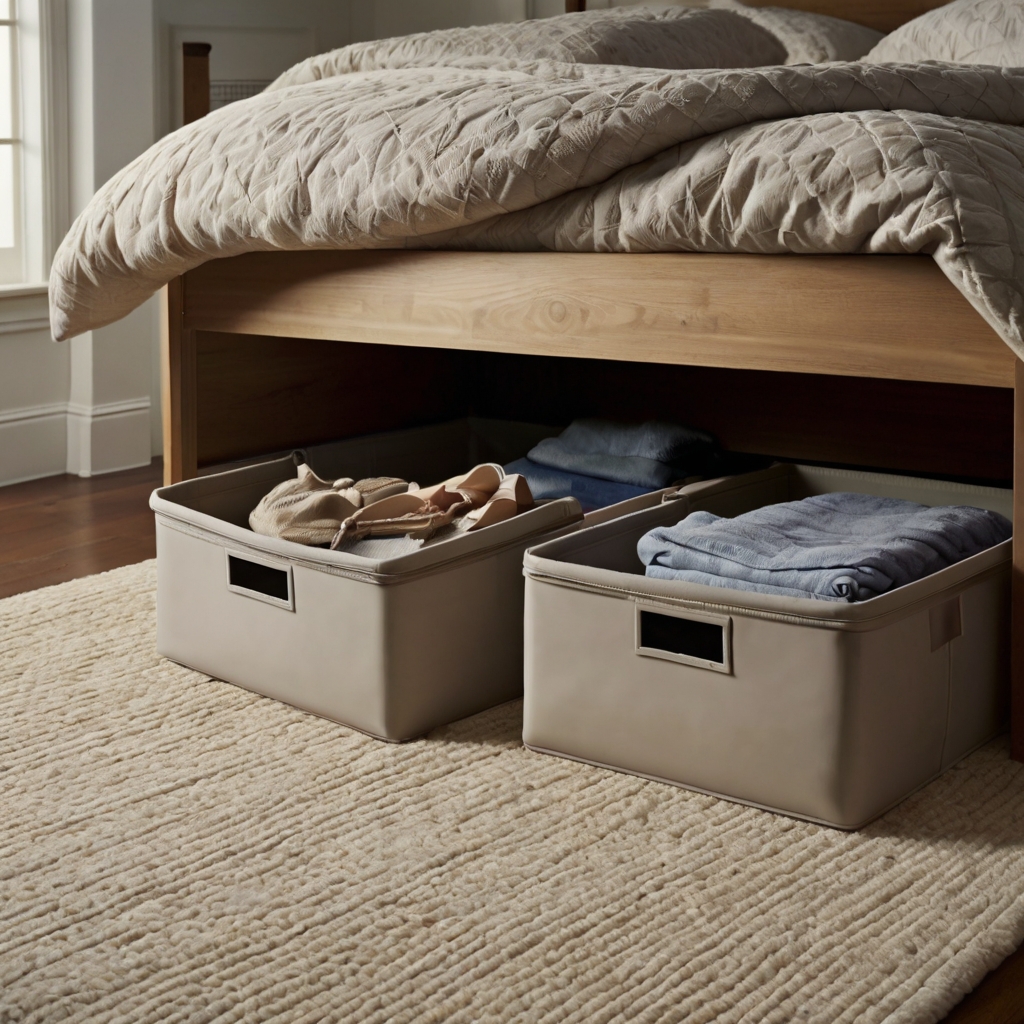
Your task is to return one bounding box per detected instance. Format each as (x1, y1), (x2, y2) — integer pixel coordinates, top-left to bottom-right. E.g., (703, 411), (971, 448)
(0, 0), (20, 283)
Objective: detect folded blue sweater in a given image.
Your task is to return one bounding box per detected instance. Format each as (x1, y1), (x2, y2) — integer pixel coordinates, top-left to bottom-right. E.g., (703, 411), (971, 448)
(638, 492), (1011, 602)
(504, 457), (653, 512)
(528, 419), (719, 488)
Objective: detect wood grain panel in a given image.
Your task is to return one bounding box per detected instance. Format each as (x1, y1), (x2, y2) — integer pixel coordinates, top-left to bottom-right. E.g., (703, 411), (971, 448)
(195, 332), (463, 466)
(189, 334), (1013, 483)
(459, 352), (1014, 483)
(182, 42), (211, 125)
(183, 251), (1014, 389)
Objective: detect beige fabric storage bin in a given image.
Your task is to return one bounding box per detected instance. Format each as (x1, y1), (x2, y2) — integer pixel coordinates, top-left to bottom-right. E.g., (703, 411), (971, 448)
(523, 464), (1011, 828)
(151, 419), (670, 741)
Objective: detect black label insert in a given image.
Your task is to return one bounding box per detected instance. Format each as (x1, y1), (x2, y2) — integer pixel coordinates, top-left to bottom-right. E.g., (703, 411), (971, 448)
(640, 610), (724, 664)
(228, 555), (290, 602)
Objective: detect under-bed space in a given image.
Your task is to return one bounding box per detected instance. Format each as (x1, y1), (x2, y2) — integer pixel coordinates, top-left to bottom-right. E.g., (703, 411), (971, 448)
(184, 330), (1015, 486)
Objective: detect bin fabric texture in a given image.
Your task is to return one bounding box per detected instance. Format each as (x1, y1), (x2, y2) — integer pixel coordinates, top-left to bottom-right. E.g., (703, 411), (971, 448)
(638, 491), (1013, 601)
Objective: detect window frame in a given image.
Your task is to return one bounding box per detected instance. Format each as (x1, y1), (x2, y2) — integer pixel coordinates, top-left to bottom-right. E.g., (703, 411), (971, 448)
(0, 0), (70, 290)
(0, 1), (23, 283)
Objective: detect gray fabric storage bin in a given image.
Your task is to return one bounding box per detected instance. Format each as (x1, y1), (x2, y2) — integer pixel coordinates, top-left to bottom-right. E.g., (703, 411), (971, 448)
(522, 464), (1011, 829)
(151, 419), (669, 741)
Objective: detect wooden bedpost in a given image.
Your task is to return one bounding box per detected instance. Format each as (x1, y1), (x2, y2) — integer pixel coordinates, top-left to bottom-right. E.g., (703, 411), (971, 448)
(1013, 359), (1024, 760)
(183, 42), (211, 124)
(161, 278), (197, 485)
(565, 1), (586, 11)
(161, 42), (209, 485)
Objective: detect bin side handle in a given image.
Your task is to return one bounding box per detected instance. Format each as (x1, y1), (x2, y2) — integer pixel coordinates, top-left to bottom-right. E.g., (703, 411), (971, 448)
(635, 602), (732, 675)
(225, 550), (295, 612)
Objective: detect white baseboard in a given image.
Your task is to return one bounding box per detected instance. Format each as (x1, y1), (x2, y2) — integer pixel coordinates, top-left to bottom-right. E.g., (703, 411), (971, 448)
(0, 397), (154, 486)
(0, 402), (67, 485)
(66, 398), (152, 477)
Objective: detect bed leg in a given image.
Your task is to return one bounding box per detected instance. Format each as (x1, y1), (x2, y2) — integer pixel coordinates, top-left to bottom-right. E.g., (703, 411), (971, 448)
(1013, 359), (1024, 761)
(160, 278), (197, 485)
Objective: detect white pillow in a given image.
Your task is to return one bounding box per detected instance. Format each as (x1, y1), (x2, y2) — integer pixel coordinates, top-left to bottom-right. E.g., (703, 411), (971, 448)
(274, 2), (882, 91)
(865, 0), (1024, 64)
(610, 1), (883, 62)
(732, 4), (883, 62)
(274, 8), (789, 87)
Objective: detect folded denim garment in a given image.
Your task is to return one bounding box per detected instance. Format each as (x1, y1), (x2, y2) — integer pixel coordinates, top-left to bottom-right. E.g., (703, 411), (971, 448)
(638, 492), (1012, 602)
(504, 457), (653, 512)
(528, 419), (719, 488)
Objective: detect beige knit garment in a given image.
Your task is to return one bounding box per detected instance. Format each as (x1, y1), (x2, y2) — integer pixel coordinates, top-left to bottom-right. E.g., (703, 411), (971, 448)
(4, 561), (1024, 1024)
(249, 465), (411, 545)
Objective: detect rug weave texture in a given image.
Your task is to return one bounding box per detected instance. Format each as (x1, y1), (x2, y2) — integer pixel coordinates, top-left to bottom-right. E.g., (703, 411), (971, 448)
(4, 561), (1024, 1024)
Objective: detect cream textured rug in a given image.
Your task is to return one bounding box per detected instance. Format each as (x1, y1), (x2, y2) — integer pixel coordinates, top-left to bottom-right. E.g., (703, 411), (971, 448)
(4, 562), (1024, 1024)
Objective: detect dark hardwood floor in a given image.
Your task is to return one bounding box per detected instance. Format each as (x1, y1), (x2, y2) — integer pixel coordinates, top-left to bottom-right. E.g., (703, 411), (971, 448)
(0, 460), (162, 599)
(946, 944), (1024, 1024)
(0, 460), (1021, 1022)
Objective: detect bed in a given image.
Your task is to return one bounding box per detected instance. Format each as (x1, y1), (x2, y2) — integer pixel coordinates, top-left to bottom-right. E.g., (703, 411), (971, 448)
(58, 0), (1024, 757)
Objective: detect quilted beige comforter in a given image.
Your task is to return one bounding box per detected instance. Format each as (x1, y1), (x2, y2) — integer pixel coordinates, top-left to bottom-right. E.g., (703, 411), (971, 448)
(49, 6), (1024, 360)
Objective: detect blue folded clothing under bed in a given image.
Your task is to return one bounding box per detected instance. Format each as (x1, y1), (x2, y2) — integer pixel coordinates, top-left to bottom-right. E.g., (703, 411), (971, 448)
(503, 458), (654, 513)
(505, 418), (724, 512)
(638, 491), (1012, 601)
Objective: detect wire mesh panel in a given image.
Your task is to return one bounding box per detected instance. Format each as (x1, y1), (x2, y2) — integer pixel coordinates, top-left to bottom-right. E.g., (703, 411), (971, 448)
(210, 80), (272, 111)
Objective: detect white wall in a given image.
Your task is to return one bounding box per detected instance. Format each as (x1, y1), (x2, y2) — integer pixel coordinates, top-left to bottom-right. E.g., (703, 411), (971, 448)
(65, 0), (157, 478)
(0, 0), (567, 486)
(0, 0), (67, 485)
(154, 1), (356, 137)
(0, 289), (69, 484)
(354, 1), (539, 38)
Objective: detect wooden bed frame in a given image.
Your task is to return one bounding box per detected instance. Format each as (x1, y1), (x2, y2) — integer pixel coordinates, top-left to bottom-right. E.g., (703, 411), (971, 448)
(165, 0), (1024, 760)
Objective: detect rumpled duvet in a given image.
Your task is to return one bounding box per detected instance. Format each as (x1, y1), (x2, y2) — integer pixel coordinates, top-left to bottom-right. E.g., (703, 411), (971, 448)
(48, 5), (1024, 362)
